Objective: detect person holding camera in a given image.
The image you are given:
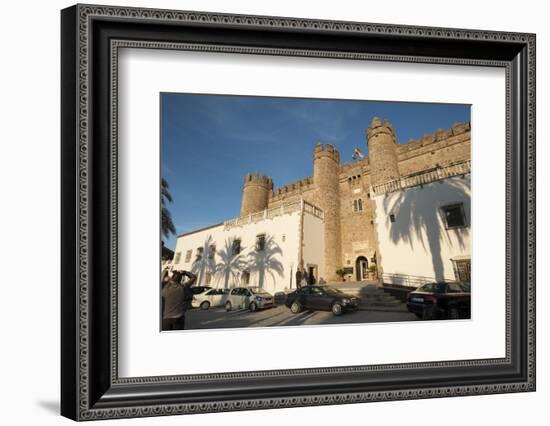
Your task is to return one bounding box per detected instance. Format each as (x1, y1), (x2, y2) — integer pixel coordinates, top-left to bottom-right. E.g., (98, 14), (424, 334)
(161, 270), (197, 331)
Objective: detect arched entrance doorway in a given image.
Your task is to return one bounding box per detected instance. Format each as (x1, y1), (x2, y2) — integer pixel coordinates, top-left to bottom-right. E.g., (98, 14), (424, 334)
(355, 256), (369, 281)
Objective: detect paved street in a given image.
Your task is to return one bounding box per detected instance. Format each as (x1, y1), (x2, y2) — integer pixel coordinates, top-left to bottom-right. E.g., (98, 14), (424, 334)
(184, 304), (418, 330)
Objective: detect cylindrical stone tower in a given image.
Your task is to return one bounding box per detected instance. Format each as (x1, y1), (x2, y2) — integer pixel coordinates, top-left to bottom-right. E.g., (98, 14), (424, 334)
(240, 172), (273, 216)
(313, 143), (342, 282)
(366, 117), (400, 187)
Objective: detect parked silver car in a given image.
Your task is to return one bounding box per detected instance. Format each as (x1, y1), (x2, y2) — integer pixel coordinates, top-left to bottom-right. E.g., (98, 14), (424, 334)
(191, 288), (230, 310)
(225, 287), (275, 312)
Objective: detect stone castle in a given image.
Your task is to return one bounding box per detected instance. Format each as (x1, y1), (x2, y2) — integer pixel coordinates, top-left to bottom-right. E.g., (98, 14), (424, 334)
(238, 116), (471, 282)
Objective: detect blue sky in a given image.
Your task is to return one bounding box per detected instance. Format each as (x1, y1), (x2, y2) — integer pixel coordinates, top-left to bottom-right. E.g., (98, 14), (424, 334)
(161, 93), (470, 249)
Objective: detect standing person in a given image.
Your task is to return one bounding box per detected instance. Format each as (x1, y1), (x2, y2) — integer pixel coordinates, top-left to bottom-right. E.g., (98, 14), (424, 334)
(310, 273), (316, 285)
(160, 268), (170, 288)
(301, 271), (309, 287)
(161, 270), (197, 331)
(295, 268), (303, 289)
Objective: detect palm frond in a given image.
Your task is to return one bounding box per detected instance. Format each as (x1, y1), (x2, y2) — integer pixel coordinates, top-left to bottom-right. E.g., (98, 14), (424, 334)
(160, 177), (176, 237)
(161, 206), (176, 238)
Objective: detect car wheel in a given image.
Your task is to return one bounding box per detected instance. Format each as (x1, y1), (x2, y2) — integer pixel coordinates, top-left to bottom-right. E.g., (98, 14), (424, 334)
(447, 306), (460, 319)
(225, 301), (232, 312)
(290, 302), (302, 314)
(331, 303), (343, 316)
(414, 313), (423, 319)
(422, 305), (434, 320)
(249, 302), (257, 312)
(200, 301), (210, 310)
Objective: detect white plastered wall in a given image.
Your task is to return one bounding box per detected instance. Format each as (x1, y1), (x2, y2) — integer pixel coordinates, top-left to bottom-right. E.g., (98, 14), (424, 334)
(172, 211), (302, 293)
(302, 212), (326, 281)
(373, 175), (471, 284)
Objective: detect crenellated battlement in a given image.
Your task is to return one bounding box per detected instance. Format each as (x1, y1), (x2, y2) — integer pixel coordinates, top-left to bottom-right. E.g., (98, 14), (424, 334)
(314, 142), (340, 163)
(367, 117), (396, 140)
(366, 117), (400, 187)
(270, 176), (314, 200)
(340, 158), (369, 174)
(240, 172), (273, 216)
(243, 172), (274, 188)
(397, 122), (470, 154)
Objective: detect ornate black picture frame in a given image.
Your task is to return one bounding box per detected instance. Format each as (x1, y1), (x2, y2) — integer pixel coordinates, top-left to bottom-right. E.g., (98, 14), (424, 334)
(61, 4), (536, 421)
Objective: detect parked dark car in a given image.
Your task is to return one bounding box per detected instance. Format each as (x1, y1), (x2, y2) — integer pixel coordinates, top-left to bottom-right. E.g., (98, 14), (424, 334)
(406, 282), (470, 320)
(285, 285), (360, 316)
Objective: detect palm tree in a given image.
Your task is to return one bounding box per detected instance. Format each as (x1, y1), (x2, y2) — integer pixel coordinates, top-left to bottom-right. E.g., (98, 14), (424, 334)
(247, 235), (284, 292)
(191, 235), (216, 285)
(215, 238), (247, 288)
(161, 178), (176, 239)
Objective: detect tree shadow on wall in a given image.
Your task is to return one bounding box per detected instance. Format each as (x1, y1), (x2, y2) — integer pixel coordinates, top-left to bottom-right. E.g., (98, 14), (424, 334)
(191, 235), (216, 284)
(215, 238), (247, 289)
(383, 178), (470, 282)
(247, 235), (284, 293)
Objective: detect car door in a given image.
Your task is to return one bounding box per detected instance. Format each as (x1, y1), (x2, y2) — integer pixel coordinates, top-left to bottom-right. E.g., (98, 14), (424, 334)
(220, 288), (230, 306)
(309, 287), (328, 310)
(243, 289), (253, 308)
(317, 289), (336, 310)
(297, 287), (312, 309)
(208, 289), (222, 307)
(449, 282), (470, 308)
(446, 283), (463, 304)
(231, 288), (248, 309)
(228, 288), (240, 307)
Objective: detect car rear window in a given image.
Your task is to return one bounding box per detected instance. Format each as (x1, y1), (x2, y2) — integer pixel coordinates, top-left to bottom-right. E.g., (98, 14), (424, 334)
(418, 283), (446, 293)
(447, 283), (464, 293)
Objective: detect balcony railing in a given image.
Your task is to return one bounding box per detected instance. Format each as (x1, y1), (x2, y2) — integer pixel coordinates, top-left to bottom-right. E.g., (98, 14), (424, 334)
(224, 200), (323, 230)
(372, 160), (471, 195)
